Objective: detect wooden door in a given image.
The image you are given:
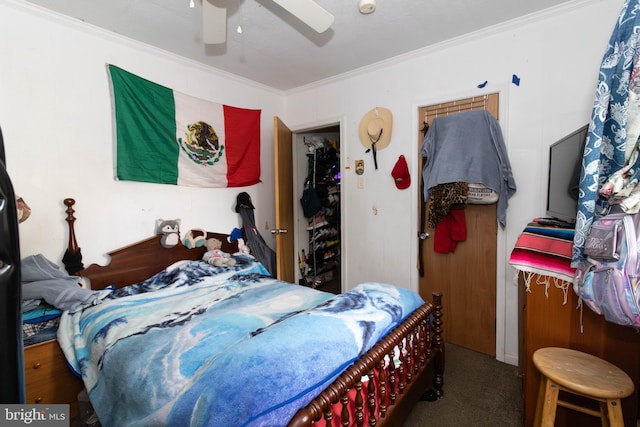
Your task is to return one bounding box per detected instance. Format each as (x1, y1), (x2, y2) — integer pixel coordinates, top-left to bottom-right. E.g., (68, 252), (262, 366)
(418, 94), (499, 356)
(274, 117), (295, 283)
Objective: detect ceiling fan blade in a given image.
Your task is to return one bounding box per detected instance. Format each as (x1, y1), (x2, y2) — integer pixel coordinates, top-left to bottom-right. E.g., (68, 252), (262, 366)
(271, 0), (335, 33)
(203, 0), (227, 44)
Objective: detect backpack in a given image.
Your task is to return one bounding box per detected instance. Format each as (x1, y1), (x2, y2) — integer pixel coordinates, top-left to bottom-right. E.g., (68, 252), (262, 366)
(576, 212), (640, 327)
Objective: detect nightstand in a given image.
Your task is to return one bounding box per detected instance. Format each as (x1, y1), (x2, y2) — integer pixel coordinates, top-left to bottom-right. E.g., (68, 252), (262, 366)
(24, 339), (84, 417)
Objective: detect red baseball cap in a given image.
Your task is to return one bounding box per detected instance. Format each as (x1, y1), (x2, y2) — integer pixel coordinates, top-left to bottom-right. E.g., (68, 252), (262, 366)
(391, 155), (410, 189)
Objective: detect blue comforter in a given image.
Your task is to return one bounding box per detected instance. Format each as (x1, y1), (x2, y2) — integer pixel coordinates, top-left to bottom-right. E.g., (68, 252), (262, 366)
(57, 256), (424, 426)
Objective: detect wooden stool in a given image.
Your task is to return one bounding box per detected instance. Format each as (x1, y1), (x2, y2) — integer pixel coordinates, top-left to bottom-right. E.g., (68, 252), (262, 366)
(533, 347), (634, 427)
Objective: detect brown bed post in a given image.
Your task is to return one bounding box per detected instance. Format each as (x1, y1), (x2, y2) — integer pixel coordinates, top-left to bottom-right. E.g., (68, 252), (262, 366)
(62, 198), (84, 274)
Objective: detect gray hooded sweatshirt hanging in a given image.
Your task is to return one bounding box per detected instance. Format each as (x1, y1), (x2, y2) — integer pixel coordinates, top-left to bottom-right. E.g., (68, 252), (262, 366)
(235, 192), (277, 277)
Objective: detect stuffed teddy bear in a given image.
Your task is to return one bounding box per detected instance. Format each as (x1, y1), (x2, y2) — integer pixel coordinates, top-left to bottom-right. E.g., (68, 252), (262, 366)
(203, 238), (236, 266)
(155, 218), (181, 248)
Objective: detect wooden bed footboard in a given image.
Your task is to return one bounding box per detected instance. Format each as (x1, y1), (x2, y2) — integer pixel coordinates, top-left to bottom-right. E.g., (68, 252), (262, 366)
(288, 292), (444, 427)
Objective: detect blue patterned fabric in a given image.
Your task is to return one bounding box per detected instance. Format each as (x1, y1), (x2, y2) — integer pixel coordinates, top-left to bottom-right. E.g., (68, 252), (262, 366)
(573, 0), (640, 266)
(23, 304), (62, 323)
(57, 258), (424, 427)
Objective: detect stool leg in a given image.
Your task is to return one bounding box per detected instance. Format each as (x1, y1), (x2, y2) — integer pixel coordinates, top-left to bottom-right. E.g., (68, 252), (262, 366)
(534, 375), (546, 426)
(537, 377), (559, 427)
(605, 399), (624, 427)
(599, 401), (609, 427)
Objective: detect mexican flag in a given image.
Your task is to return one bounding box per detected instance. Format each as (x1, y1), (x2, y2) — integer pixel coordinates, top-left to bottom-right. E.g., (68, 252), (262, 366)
(108, 64), (261, 187)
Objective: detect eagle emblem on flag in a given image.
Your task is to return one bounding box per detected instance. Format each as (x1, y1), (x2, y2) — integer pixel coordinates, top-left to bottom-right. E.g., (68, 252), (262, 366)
(179, 121), (224, 166)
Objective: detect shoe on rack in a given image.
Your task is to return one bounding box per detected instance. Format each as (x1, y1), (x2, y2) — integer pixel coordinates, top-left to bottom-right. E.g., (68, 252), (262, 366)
(310, 228), (324, 242)
(324, 249), (338, 260)
(325, 194), (339, 206)
(311, 226), (338, 242)
(324, 239), (339, 248)
(307, 212), (328, 230)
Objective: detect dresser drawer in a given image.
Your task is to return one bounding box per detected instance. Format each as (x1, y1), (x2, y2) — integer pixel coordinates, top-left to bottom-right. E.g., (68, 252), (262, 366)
(24, 339), (84, 414)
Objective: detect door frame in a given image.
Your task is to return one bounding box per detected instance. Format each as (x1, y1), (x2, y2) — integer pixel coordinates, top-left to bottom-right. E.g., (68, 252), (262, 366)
(410, 86), (513, 364)
(287, 116), (346, 291)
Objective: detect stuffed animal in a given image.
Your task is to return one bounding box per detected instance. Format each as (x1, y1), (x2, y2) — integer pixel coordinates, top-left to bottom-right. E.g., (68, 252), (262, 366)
(203, 238), (236, 266)
(227, 227), (251, 255)
(236, 239), (251, 255)
(156, 218), (181, 248)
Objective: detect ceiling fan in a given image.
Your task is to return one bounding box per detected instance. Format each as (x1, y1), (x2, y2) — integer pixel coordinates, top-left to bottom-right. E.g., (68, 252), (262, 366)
(202, 0), (335, 44)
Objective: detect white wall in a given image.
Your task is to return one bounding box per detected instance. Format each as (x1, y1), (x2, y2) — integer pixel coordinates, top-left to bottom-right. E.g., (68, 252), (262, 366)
(0, 1), (283, 268)
(0, 0), (624, 366)
(283, 0), (622, 364)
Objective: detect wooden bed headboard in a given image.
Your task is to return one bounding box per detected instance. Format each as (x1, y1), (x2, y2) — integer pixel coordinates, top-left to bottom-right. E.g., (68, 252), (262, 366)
(64, 198), (238, 289)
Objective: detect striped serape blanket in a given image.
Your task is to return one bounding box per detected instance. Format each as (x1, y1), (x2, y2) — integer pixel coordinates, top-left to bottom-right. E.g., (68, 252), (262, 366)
(509, 221), (576, 301)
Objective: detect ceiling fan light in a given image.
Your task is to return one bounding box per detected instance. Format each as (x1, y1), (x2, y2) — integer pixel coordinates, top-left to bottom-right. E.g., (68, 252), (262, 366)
(202, 0), (227, 44)
(359, 0), (376, 15)
(271, 0), (334, 33)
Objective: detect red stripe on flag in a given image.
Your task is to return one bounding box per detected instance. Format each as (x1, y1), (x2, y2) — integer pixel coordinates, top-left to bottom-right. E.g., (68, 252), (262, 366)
(223, 105), (261, 187)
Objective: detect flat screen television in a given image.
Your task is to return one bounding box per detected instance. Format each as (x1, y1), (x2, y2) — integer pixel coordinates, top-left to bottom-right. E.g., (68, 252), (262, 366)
(545, 125), (588, 225)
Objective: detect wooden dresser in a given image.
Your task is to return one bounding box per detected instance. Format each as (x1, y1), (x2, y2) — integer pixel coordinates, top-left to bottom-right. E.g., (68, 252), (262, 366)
(519, 273), (640, 427)
(23, 339), (84, 417)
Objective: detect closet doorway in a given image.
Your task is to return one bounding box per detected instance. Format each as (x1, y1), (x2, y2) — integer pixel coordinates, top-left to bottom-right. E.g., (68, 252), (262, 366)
(417, 93), (499, 356)
(274, 117), (342, 294)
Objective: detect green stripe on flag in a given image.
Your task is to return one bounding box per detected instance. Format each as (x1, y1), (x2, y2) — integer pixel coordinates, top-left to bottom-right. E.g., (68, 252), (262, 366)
(109, 65), (179, 184)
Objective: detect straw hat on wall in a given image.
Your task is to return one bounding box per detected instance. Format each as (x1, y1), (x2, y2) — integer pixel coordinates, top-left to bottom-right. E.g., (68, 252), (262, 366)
(359, 107), (393, 151)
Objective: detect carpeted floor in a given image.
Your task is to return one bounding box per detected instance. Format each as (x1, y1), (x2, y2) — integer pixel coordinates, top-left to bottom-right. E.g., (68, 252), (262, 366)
(404, 342), (523, 427)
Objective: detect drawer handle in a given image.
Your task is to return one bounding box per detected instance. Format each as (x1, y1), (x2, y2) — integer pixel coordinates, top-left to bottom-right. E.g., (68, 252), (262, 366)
(34, 397), (42, 403)
(32, 363), (41, 370)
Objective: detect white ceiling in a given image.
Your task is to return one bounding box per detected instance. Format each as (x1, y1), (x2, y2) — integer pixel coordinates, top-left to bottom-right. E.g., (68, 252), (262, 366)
(24, 0), (573, 91)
